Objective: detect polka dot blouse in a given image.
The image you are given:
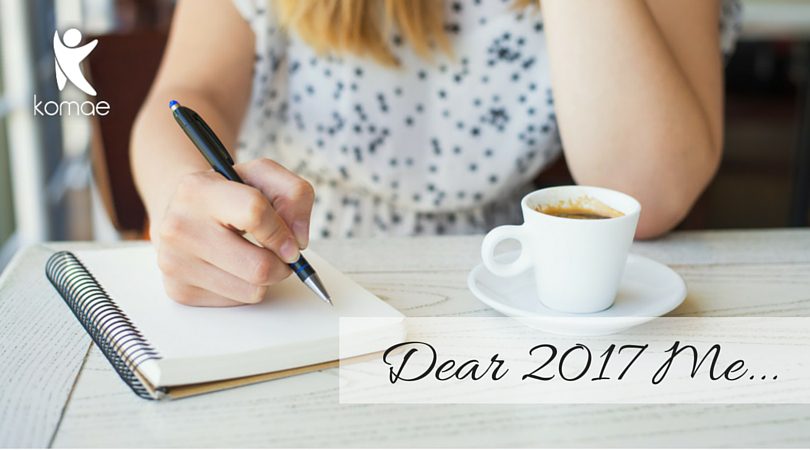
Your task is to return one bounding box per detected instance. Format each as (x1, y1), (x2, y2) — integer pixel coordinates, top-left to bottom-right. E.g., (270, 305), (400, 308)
(231, 0), (741, 239)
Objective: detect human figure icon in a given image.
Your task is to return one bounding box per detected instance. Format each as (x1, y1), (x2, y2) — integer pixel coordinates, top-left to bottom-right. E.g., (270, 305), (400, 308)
(53, 28), (98, 96)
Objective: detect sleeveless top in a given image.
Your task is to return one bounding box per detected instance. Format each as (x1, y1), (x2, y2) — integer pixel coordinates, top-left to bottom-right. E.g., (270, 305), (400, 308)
(231, 0), (741, 238)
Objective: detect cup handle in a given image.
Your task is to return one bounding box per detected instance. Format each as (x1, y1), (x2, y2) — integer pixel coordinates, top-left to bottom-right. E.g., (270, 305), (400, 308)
(481, 225), (533, 277)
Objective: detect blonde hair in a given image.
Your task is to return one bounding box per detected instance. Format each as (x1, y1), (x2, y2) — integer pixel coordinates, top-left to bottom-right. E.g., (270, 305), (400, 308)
(274, 0), (538, 66)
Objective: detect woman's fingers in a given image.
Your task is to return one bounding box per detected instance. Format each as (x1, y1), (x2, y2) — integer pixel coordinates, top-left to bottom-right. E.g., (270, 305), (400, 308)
(155, 161), (312, 307)
(158, 247), (269, 305)
(161, 278), (245, 307)
(237, 158), (315, 248)
(172, 170), (300, 263)
(165, 220), (291, 286)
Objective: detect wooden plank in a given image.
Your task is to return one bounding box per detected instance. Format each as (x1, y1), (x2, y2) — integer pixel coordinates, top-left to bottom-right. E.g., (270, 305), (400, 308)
(0, 245), (90, 447)
(632, 229), (810, 266)
(740, 0), (810, 40)
(311, 229), (810, 273)
(672, 262), (810, 316)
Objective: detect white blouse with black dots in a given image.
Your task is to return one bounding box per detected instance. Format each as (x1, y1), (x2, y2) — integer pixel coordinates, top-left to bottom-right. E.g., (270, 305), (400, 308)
(230, 0), (741, 239)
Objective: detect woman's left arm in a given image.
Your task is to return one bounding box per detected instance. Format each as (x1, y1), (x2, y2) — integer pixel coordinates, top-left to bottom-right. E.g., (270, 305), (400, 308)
(542, 0), (724, 238)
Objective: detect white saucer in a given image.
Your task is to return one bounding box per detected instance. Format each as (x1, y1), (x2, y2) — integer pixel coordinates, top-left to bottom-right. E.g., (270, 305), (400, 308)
(467, 251), (687, 336)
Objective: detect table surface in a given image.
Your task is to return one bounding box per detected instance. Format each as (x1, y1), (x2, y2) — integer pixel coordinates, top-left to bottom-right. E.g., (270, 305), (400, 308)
(2, 229), (810, 448)
(741, 0), (810, 40)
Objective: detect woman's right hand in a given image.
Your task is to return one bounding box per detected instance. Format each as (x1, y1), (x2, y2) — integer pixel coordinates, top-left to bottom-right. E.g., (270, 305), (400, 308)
(151, 158), (315, 307)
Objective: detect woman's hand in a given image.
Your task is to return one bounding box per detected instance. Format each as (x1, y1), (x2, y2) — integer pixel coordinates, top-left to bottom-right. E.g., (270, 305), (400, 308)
(151, 158), (315, 307)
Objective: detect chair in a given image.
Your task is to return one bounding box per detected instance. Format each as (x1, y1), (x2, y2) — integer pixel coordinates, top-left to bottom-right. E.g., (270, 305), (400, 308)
(789, 41), (810, 226)
(85, 29), (168, 238)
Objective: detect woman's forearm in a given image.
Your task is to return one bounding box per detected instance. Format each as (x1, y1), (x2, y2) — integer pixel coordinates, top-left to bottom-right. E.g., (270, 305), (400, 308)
(130, 88), (240, 228)
(542, 0), (722, 238)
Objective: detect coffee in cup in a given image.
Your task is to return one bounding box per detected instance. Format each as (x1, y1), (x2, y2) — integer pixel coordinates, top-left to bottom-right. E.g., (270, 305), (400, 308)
(533, 195), (625, 220)
(481, 186), (641, 314)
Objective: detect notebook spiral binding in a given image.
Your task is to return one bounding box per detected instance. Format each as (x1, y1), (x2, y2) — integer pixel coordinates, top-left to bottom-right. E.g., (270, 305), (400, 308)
(46, 251), (162, 400)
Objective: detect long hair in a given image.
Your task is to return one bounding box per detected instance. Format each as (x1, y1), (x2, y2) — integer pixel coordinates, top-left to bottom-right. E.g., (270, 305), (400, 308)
(274, 0), (538, 66)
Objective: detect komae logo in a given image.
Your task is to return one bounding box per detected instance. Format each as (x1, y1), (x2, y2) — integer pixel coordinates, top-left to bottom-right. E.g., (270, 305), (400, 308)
(34, 28), (110, 116)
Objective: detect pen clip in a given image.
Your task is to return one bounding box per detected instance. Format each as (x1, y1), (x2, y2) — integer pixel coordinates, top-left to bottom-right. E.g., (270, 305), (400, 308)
(191, 111), (234, 165)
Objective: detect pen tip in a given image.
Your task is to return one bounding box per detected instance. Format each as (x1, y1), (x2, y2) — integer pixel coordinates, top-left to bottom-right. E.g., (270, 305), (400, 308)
(303, 274), (333, 306)
(319, 290), (334, 306)
(169, 100), (179, 110)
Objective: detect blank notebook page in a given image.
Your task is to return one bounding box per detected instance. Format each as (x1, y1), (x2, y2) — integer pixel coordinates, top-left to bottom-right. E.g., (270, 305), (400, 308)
(75, 245), (403, 386)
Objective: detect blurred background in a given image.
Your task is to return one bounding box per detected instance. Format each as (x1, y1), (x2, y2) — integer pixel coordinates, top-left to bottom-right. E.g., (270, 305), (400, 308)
(0, 0), (809, 270)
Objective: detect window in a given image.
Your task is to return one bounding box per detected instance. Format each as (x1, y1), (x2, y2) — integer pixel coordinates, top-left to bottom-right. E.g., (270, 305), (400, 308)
(0, 23), (17, 265)
(0, 0), (60, 268)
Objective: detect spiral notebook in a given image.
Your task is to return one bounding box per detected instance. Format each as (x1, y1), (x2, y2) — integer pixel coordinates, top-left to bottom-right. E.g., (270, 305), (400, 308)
(45, 245), (404, 400)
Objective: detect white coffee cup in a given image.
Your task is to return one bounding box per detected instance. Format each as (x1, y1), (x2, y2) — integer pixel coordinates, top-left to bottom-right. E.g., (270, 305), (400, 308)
(481, 186), (641, 314)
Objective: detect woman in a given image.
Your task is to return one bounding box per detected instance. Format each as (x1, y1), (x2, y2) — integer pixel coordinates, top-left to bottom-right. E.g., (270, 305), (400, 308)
(131, 0), (740, 306)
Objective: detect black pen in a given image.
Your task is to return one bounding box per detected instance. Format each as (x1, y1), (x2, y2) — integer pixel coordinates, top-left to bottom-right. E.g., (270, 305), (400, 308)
(169, 100), (332, 305)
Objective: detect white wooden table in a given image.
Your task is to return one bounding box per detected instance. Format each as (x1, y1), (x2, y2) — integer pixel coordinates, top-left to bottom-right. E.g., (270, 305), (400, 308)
(741, 0), (810, 40)
(2, 230), (810, 447)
